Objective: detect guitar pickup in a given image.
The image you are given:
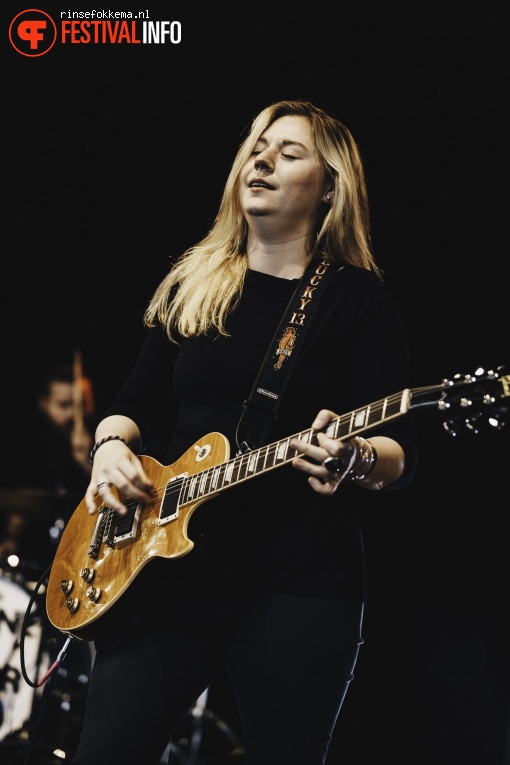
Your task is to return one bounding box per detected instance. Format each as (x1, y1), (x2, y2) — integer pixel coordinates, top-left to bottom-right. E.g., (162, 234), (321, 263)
(112, 498), (142, 544)
(158, 473), (187, 525)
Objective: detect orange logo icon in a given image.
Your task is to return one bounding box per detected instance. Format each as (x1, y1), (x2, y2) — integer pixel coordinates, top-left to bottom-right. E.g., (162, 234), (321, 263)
(274, 327), (297, 370)
(9, 9), (57, 57)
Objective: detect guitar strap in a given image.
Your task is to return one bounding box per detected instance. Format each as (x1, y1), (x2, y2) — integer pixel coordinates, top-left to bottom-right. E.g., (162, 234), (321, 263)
(235, 257), (337, 453)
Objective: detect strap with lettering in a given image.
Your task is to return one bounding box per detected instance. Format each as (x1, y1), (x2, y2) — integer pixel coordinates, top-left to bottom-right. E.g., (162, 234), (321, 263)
(235, 259), (336, 452)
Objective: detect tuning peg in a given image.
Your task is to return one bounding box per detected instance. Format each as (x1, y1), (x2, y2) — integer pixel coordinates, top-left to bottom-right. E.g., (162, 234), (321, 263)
(464, 414), (483, 434)
(442, 419), (459, 437)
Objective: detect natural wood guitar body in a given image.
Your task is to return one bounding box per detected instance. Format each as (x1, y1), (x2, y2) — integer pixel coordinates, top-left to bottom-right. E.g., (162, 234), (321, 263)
(46, 432), (230, 638)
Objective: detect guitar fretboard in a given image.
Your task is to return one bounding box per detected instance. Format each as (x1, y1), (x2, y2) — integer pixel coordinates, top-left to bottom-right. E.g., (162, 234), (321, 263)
(164, 388), (411, 510)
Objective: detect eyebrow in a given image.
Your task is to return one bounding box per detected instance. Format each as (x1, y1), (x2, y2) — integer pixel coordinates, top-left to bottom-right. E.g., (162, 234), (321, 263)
(255, 136), (309, 151)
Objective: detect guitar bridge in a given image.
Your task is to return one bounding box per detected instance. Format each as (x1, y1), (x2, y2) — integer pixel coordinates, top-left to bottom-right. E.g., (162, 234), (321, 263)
(103, 507), (116, 548)
(88, 510), (107, 559)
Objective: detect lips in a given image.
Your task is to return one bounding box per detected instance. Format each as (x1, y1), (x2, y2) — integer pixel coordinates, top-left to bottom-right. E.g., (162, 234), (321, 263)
(249, 179), (274, 189)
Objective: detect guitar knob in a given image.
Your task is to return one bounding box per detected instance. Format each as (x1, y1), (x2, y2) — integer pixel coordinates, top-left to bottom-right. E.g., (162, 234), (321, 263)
(86, 586), (101, 602)
(60, 580), (73, 595)
(80, 567), (95, 582)
(65, 597), (79, 613)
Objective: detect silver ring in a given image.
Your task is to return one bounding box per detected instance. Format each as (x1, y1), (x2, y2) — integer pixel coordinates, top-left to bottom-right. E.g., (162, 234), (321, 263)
(323, 457), (345, 473)
(323, 441), (357, 473)
(96, 481), (113, 491)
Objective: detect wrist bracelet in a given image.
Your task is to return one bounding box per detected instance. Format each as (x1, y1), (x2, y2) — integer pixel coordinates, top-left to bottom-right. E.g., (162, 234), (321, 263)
(89, 435), (128, 465)
(347, 436), (377, 481)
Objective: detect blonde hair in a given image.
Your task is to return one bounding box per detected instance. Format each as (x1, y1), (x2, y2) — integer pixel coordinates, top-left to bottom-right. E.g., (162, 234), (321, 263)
(144, 99), (380, 341)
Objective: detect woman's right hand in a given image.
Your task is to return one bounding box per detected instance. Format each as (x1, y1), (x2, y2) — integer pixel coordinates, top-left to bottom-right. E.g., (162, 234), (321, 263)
(85, 432), (154, 515)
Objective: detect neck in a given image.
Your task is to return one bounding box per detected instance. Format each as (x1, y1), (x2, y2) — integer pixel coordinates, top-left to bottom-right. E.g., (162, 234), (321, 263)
(246, 235), (314, 279)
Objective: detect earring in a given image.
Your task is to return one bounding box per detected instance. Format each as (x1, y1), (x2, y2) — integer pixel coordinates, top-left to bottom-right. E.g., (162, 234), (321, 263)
(326, 194), (331, 203)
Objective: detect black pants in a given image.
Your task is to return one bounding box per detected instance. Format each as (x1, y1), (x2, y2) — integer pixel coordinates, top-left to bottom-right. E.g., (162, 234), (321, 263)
(72, 592), (364, 765)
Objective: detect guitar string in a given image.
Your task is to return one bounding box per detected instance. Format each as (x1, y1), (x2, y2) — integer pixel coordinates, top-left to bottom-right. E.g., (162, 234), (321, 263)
(107, 376), (499, 530)
(107, 389), (417, 523)
(102, 376), (496, 521)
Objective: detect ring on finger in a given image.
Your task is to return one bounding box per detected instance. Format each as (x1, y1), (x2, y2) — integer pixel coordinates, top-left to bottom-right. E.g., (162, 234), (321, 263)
(323, 457), (345, 473)
(96, 481), (114, 491)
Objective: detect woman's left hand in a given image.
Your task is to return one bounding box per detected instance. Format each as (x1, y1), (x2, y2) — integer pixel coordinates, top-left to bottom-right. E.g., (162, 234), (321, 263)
(290, 409), (357, 495)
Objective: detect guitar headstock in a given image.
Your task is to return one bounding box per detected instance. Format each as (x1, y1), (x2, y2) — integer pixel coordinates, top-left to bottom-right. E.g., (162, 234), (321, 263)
(411, 364), (510, 437)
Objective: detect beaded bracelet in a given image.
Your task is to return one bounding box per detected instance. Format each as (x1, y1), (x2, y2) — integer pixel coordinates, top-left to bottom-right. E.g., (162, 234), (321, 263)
(89, 435), (128, 465)
(347, 436), (377, 481)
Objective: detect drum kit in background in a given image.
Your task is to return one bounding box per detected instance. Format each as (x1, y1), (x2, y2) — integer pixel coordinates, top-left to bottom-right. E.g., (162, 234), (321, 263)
(0, 486), (94, 765)
(0, 487), (245, 765)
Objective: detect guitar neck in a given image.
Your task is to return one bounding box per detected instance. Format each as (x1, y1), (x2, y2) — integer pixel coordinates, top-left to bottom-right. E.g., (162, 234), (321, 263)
(177, 389), (412, 506)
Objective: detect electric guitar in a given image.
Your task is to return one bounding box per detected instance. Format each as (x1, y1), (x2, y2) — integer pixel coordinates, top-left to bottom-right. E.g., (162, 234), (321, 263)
(46, 366), (509, 640)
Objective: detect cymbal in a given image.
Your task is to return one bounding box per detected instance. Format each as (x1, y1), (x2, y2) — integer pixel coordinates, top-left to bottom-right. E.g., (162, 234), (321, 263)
(0, 486), (69, 515)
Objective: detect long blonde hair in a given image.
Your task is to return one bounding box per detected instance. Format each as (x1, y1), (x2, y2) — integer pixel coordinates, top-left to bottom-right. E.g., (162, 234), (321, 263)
(144, 100), (380, 341)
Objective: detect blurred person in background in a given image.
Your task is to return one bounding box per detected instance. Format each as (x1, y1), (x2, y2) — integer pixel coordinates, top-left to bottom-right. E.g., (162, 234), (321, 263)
(0, 359), (97, 573)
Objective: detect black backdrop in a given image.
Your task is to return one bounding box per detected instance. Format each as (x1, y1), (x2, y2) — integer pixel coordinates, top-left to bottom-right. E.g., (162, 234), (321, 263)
(3, 2), (510, 763)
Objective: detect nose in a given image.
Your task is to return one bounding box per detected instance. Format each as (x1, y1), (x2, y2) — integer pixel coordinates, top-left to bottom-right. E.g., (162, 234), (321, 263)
(254, 149), (273, 172)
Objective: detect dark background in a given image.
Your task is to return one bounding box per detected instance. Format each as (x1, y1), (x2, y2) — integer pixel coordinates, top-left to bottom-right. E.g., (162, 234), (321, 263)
(3, 2), (510, 763)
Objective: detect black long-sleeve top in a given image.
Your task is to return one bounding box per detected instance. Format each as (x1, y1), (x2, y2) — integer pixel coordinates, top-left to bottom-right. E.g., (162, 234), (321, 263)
(100, 265), (419, 636)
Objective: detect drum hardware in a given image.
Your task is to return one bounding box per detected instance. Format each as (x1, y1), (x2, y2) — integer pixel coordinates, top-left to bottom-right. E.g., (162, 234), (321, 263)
(0, 486), (72, 586)
(161, 687), (245, 764)
(0, 483), (95, 763)
(0, 563), (91, 765)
